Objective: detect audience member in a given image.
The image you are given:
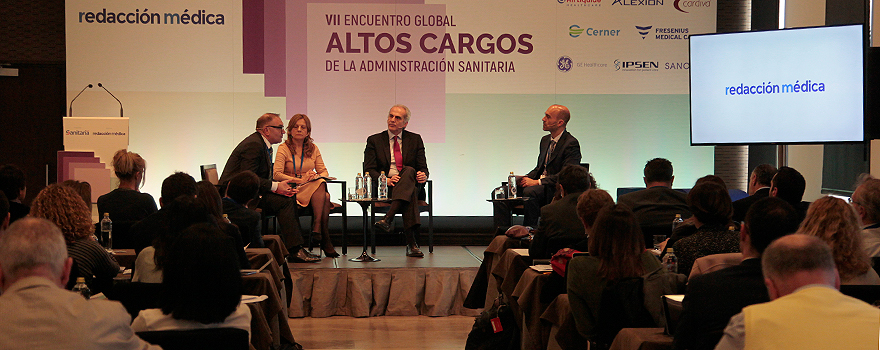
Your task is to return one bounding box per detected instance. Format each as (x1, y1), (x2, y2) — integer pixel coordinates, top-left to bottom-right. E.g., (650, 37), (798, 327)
(674, 197), (799, 350)
(196, 180), (250, 268)
(494, 104), (582, 229)
(567, 204), (664, 342)
(618, 158), (691, 228)
(131, 223), (251, 338)
(796, 196), (880, 285)
(218, 113), (308, 260)
(714, 234), (880, 350)
(769, 166), (808, 222)
(671, 181), (739, 276)
(223, 170), (264, 248)
(668, 175), (729, 247)
(731, 164), (776, 222)
(568, 188), (615, 251)
(0, 218), (160, 350)
(0, 191), (9, 231)
(61, 180), (92, 210)
(850, 175), (880, 257)
(29, 184), (120, 294)
(528, 164), (594, 258)
(129, 172), (198, 254)
(97, 149), (158, 224)
(0, 164), (29, 223)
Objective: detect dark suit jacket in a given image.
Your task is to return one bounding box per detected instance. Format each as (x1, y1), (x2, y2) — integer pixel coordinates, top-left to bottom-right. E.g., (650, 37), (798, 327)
(731, 188), (769, 223)
(219, 132), (274, 194)
(673, 258), (768, 350)
(525, 130), (582, 188)
(223, 197), (263, 248)
(529, 191), (587, 259)
(363, 129), (429, 194)
(129, 209), (170, 254)
(618, 186), (691, 227)
(8, 201), (29, 224)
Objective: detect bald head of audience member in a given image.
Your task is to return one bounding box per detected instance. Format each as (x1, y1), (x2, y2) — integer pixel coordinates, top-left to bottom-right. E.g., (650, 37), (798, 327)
(0, 218), (72, 290)
(740, 197), (800, 259)
(851, 176), (880, 226)
(769, 166), (806, 205)
(761, 234), (839, 300)
(576, 189), (614, 233)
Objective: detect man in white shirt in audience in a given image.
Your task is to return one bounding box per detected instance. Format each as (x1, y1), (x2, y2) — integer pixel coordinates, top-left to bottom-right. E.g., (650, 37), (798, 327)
(0, 217), (160, 350)
(850, 176), (880, 257)
(714, 234), (880, 350)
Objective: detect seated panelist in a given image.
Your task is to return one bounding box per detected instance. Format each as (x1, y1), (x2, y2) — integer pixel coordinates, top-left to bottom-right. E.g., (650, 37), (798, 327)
(272, 114), (338, 258)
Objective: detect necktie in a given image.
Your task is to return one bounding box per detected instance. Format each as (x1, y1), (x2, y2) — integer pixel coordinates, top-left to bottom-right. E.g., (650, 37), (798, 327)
(393, 136), (403, 171)
(267, 147), (273, 166)
(543, 140), (556, 175)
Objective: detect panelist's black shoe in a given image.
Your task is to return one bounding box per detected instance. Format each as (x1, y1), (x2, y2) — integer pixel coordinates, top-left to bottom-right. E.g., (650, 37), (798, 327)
(287, 248), (321, 263)
(406, 244), (424, 258)
(374, 219), (392, 233)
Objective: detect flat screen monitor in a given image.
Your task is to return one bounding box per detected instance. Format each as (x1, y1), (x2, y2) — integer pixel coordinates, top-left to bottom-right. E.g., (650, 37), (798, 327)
(689, 24), (865, 145)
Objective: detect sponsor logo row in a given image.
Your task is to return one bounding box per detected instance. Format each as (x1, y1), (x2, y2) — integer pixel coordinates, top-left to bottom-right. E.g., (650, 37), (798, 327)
(569, 25), (689, 40)
(556, 0), (712, 13)
(556, 56), (688, 72)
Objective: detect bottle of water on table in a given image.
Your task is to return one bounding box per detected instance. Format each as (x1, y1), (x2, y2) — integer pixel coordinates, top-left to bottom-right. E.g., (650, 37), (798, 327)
(378, 171), (388, 199)
(364, 172), (372, 199)
(507, 172), (517, 199)
(100, 213), (113, 252)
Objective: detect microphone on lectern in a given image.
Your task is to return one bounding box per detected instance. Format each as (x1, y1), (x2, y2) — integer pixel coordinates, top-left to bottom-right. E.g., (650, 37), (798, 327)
(68, 84), (93, 117)
(98, 83), (124, 118)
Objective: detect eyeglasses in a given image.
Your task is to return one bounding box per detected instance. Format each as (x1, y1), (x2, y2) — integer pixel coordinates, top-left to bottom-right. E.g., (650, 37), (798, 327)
(266, 125), (284, 130)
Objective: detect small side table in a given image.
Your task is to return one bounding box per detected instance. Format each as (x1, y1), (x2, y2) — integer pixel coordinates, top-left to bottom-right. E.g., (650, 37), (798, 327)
(348, 197), (391, 262)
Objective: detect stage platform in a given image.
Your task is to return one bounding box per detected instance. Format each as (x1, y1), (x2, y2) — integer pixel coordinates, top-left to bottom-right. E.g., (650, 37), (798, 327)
(285, 246), (486, 318)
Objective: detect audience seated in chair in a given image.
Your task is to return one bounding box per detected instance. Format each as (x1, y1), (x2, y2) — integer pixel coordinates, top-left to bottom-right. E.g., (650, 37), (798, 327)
(0, 217), (160, 350)
(618, 158), (691, 228)
(670, 179), (739, 276)
(528, 164), (595, 259)
(674, 197), (799, 350)
(768, 166), (809, 223)
(131, 223), (251, 340)
(796, 196), (880, 285)
(567, 204), (666, 346)
(223, 170), (264, 249)
(850, 175), (880, 258)
(129, 172), (198, 254)
(97, 149), (158, 249)
(731, 164), (776, 223)
(30, 184), (120, 295)
(0, 164), (30, 224)
(714, 234), (880, 350)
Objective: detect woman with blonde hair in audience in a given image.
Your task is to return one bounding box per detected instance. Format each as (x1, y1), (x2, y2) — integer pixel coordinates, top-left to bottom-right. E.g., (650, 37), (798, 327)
(97, 149), (157, 224)
(30, 184), (120, 293)
(797, 196), (880, 285)
(567, 204), (663, 343)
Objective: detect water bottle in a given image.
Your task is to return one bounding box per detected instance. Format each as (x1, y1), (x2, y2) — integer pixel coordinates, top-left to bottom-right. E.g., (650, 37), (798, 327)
(364, 172), (373, 199)
(507, 172), (517, 199)
(100, 213), (112, 252)
(72, 277), (91, 299)
(223, 214), (232, 224)
(671, 213), (683, 233)
(378, 171), (388, 199)
(355, 173), (364, 199)
(663, 248), (678, 273)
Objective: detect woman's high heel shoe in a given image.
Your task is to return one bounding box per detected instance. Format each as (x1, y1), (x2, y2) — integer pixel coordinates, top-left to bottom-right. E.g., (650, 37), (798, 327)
(320, 233), (340, 258)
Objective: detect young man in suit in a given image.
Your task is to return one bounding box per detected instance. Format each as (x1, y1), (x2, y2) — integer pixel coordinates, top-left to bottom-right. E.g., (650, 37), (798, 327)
(364, 105), (429, 257)
(218, 113), (316, 262)
(493, 104), (582, 229)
